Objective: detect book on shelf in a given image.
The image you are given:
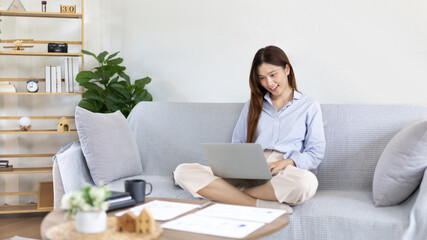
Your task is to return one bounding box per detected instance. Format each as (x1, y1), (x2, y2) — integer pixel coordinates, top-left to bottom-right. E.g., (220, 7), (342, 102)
(45, 66), (51, 93)
(0, 81), (10, 85)
(64, 58), (69, 93)
(72, 57), (80, 93)
(50, 66), (57, 93)
(0, 83), (16, 93)
(0, 165), (13, 172)
(56, 66), (62, 93)
(67, 57), (74, 93)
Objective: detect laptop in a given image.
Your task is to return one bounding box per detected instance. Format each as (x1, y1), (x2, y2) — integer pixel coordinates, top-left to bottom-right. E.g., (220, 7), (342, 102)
(201, 143), (272, 180)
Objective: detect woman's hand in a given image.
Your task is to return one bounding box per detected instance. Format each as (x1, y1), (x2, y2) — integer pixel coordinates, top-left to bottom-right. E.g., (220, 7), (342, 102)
(268, 158), (296, 175)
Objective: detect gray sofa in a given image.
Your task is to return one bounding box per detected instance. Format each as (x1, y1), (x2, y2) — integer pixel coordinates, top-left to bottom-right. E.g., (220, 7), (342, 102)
(53, 102), (427, 240)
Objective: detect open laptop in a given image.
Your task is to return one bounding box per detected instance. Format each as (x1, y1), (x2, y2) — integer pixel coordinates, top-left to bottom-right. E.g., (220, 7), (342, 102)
(201, 143), (272, 180)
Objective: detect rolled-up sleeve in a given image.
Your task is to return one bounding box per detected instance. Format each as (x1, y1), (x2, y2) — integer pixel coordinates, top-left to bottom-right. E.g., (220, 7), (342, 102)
(287, 102), (325, 170)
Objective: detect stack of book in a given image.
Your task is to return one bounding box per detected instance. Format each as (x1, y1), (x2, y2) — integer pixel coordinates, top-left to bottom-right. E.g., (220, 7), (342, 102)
(45, 57), (80, 93)
(106, 191), (136, 212)
(0, 82), (17, 93)
(0, 160), (13, 172)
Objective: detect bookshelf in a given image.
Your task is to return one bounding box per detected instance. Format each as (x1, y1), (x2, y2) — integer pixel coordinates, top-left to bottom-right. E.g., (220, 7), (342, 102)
(0, 1), (84, 214)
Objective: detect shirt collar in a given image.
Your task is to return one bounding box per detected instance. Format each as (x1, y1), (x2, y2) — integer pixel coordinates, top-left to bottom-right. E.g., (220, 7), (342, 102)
(264, 89), (301, 104)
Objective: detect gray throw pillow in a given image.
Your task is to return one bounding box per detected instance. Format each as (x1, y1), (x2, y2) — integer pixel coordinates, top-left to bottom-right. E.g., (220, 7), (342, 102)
(75, 107), (143, 185)
(373, 116), (427, 207)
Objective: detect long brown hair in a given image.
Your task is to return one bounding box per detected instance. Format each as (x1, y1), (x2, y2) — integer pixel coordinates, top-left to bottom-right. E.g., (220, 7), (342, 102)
(246, 46), (298, 143)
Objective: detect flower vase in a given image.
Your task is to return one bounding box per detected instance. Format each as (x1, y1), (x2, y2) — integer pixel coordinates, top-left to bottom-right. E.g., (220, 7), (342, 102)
(75, 209), (107, 234)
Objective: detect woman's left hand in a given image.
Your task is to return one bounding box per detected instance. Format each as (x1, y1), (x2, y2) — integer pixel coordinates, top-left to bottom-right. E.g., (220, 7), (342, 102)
(268, 158), (296, 175)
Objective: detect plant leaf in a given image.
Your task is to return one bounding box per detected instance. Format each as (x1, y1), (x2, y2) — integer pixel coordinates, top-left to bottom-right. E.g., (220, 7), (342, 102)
(76, 71), (100, 84)
(81, 50), (98, 61)
(107, 58), (123, 66)
(96, 51), (108, 63)
(82, 91), (104, 103)
(118, 71), (131, 85)
(110, 83), (132, 100)
(78, 99), (98, 112)
(105, 51), (120, 62)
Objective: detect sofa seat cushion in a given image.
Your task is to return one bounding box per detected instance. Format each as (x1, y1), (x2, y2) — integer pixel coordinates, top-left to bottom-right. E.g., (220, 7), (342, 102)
(277, 190), (412, 240)
(106, 175), (195, 200)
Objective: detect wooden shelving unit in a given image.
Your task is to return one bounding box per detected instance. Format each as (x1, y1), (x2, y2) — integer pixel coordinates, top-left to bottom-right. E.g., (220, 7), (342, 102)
(0, 52), (83, 57)
(0, 10), (82, 19)
(0, 92), (81, 95)
(0, 167), (53, 174)
(0, 0), (84, 214)
(0, 204), (52, 214)
(0, 129), (77, 134)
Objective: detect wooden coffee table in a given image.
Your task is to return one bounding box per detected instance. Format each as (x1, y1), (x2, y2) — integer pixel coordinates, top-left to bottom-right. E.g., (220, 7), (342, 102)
(41, 197), (289, 240)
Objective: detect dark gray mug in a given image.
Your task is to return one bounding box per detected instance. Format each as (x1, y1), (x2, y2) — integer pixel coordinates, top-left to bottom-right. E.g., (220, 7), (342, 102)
(124, 179), (153, 203)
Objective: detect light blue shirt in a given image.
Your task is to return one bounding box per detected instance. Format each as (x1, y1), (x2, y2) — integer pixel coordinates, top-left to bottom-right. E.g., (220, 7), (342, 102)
(232, 91), (326, 170)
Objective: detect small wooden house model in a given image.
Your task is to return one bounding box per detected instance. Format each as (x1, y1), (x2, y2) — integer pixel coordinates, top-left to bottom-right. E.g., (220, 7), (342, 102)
(116, 208), (155, 234)
(116, 212), (137, 233)
(136, 208), (155, 234)
(56, 117), (71, 132)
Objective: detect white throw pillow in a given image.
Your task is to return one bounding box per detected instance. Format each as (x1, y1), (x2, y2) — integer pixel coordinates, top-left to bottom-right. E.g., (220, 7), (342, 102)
(75, 107), (143, 185)
(373, 116), (427, 207)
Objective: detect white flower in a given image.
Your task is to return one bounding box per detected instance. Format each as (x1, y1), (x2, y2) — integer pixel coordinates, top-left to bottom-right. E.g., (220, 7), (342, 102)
(61, 185), (111, 218)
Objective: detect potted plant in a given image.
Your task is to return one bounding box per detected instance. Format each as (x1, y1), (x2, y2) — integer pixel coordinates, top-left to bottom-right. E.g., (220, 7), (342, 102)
(61, 185), (111, 233)
(76, 50), (152, 117)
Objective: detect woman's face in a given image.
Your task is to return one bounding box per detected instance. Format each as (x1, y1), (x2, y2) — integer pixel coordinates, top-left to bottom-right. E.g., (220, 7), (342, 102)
(257, 63), (291, 100)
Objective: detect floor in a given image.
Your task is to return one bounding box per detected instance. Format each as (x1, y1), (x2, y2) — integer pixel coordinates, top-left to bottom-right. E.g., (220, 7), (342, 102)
(0, 212), (47, 240)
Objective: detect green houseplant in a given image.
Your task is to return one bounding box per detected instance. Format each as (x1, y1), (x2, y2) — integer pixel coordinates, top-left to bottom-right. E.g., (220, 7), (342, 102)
(76, 50), (152, 117)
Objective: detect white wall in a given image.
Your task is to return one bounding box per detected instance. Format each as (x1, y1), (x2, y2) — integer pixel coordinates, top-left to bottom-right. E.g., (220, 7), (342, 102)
(114, 0), (427, 105)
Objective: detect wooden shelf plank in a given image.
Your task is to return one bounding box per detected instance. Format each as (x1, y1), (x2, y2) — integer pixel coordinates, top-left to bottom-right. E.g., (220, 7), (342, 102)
(0, 191), (38, 196)
(0, 92), (82, 95)
(0, 40), (82, 45)
(0, 116), (75, 120)
(0, 204), (53, 214)
(0, 10), (82, 19)
(0, 154), (55, 158)
(0, 129), (77, 134)
(0, 78), (73, 82)
(0, 52), (83, 57)
(0, 167), (52, 174)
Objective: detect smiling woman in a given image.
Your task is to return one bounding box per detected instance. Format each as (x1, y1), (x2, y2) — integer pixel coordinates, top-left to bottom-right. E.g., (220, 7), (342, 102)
(173, 45), (325, 212)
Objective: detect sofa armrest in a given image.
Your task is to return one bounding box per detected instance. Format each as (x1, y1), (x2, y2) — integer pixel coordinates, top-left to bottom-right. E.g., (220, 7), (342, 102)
(404, 169), (427, 239)
(52, 159), (65, 209)
(52, 141), (94, 209)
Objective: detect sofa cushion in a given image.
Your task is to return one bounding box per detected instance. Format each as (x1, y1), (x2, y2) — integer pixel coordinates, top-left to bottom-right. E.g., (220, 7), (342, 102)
(277, 190), (412, 240)
(75, 107), (142, 185)
(373, 116), (427, 207)
(54, 141), (94, 193)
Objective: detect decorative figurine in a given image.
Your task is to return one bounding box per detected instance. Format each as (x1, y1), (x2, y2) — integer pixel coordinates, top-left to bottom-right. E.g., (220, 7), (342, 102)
(3, 39), (34, 52)
(19, 116), (31, 131)
(41, 1), (47, 12)
(116, 208), (155, 235)
(8, 0), (26, 11)
(57, 117), (71, 132)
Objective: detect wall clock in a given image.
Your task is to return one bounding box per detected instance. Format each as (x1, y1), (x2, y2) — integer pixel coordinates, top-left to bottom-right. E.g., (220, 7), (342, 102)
(26, 78), (39, 93)
(7, 0), (26, 11)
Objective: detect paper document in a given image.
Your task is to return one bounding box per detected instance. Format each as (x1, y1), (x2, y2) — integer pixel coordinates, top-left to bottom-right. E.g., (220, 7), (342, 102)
(196, 203), (286, 223)
(115, 200), (199, 221)
(161, 213), (265, 239)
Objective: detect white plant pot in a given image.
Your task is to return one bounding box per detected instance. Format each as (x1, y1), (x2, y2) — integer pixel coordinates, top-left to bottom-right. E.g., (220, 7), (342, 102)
(75, 210), (107, 234)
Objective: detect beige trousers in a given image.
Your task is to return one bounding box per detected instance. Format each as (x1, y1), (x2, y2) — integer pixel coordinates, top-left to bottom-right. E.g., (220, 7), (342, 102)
(174, 150), (318, 205)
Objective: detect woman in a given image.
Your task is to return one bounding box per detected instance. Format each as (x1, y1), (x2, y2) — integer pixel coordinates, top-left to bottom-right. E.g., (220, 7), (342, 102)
(174, 46), (325, 211)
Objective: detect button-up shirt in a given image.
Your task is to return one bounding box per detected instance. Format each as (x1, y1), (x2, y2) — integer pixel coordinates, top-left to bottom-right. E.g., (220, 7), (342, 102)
(232, 91), (326, 170)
